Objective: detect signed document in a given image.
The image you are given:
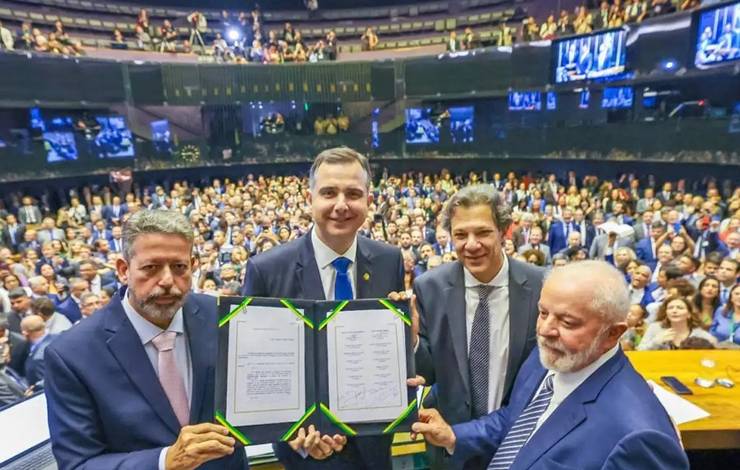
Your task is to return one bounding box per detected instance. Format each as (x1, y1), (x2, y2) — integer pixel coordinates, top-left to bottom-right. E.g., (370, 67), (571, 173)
(326, 308), (408, 423)
(225, 305), (306, 427)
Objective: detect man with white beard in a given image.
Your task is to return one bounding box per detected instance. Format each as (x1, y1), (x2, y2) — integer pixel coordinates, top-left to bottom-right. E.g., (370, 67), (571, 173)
(410, 261), (689, 470)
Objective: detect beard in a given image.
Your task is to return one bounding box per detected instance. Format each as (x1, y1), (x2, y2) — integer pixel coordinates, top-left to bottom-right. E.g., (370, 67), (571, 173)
(129, 285), (186, 324)
(537, 328), (607, 373)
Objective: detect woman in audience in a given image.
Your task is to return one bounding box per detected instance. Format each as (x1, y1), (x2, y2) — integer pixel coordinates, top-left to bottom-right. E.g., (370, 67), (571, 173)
(503, 238), (516, 258)
(709, 284), (740, 345)
(692, 276), (721, 329)
(522, 249), (545, 267)
(638, 295), (717, 350)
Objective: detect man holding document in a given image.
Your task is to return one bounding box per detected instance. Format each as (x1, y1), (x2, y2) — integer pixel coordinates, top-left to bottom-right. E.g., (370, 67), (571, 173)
(411, 261), (689, 470)
(45, 210), (246, 470)
(242, 146), (405, 469)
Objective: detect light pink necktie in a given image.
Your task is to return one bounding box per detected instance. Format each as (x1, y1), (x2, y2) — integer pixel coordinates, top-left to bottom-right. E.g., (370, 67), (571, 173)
(151, 331), (189, 427)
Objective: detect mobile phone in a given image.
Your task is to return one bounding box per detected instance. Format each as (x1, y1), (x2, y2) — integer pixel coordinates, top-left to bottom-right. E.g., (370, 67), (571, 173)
(660, 376), (693, 395)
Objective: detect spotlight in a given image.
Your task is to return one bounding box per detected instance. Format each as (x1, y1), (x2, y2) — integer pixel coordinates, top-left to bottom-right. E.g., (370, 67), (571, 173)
(227, 28), (241, 41)
(662, 60), (676, 71)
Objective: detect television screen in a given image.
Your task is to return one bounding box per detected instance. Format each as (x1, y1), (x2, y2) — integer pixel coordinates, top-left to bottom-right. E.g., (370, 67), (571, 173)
(29, 108), (45, 131)
(546, 91), (557, 110)
(95, 116), (134, 158)
(508, 91), (542, 111)
(694, 1), (740, 68)
(150, 119), (172, 153)
(579, 89), (590, 109)
(602, 87), (634, 109)
(554, 28), (627, 83)
(43, 117), (78, 163)
(449, 106), (474, 143)
(405, 108), (440, 144)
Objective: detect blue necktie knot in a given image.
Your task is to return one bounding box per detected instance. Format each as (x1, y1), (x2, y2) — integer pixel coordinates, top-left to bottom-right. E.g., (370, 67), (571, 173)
(332, 257), (351, 274)
(332, 257), (353, 300)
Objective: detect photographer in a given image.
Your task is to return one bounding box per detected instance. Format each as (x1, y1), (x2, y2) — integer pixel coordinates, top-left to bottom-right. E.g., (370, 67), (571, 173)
(187, 10), (208, 52)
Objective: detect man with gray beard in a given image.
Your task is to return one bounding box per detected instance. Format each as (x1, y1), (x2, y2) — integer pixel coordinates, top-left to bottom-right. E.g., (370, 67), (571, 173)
(44, 210), (247, 470)
(411, 261), (689, 470)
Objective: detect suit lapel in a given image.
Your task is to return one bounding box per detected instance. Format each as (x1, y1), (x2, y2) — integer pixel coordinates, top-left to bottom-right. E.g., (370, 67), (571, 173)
(355, 237), (373, 299)
(183, 296), (208, 424)
(505, 260), (534, 399)
(297, 233), (325, 300)
(513, 351), (627, 470)
(104, 294), (182, 435)
(445, 262), (470, 397)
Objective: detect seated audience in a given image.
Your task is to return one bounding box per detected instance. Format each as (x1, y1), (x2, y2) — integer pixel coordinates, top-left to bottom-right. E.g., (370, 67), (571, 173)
(710, 284), (740, 345)
(638, 295), (718, 350)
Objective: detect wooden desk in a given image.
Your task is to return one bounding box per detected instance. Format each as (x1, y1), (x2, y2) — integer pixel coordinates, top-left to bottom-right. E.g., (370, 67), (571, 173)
(626, 350), (740, 450)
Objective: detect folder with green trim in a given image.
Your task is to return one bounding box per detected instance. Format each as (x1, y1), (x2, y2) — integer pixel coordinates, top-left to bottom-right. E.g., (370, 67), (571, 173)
(215, 296), (417, 445)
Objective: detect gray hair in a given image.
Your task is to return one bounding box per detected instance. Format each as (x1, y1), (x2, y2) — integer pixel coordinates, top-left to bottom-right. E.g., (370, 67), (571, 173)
(308, 147), (372, 190)
(547, 260), (630, 324)
(28, 276), (46, 289)
(441, 184), (513, 234)
(123, 210), (194, 261)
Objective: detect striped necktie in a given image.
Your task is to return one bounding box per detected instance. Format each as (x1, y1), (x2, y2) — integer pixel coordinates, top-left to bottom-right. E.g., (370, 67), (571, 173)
(470, 285), (494, 418)
(488, 374), (555, 470)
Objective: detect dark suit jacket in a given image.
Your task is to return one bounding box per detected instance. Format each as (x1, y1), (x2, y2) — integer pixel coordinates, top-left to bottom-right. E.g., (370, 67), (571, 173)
(451, 348), (689, 470)
(547, 221), (579, 255)
(635, 237), (658, 271)
(6, 330), (29, 377)
(44, 290), (247, 470)
(242, 232), (404, 470)
(414, 258), (544, 470)
(0, 369), (26, 406)
(24, 334), (55, 388)
(1, 224), (26, 250)
(56, 296), (82, 323)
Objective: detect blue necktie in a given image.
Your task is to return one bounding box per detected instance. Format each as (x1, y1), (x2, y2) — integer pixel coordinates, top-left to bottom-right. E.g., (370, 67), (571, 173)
(488, 374), (555, 470)
(332, 257), (353, 300)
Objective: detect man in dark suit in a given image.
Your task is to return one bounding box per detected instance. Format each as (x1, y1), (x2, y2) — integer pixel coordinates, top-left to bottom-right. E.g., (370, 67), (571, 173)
(548, 208), (579, 255)
(55, 278), (87, 323)
(412, 261), (688, 470)
(243, 147), (404, 470)
(0, 317), (29, 380)
(45, 209), (246, 470)
(102, 195), (128, 223)
(413, 184), (544, 470)
(432, 227), (453, 255)
(1, 214), (25, 251)
(574, 208), (596, 250)
(7, 287), (33, 333)
(20, 315), (54, 390)
(635, 221), (666, 272)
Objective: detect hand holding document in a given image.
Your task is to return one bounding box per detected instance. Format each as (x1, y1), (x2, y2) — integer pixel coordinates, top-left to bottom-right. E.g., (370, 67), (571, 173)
(215, 297), (417, 445)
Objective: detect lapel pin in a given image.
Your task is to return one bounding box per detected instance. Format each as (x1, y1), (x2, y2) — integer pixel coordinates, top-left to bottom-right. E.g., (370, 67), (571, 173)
(363, 272), (370, 282)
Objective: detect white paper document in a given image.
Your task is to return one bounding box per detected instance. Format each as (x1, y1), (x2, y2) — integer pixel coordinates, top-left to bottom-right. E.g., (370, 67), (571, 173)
(327, 308), (408, 423)
(226, 305), (306, 426)
(647, 380), (711, 425)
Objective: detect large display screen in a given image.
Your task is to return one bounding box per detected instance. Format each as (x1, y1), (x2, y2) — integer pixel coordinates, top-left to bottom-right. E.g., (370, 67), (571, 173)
(554, 28), (627, 83)
(405, 108), (440, 144)
(151, 119), (172, 154)
(602, 87), (634, 109)
(449, 106), (474, 144)
(508, 91), (542, 111)
(694, 1), (740, 68)
(43, 117), (78, 163)
(95, 116), (134, 158)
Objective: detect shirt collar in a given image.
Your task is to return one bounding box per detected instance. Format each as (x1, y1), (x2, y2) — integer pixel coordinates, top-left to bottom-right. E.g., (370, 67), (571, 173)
(549, 343), (620, 404)
(311, 229), (358, 270)
(122, 290), (184, 346)
(463, 254), (509, 288)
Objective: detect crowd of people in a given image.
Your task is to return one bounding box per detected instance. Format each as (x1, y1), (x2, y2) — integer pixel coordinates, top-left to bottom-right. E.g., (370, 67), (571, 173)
(0, 1), (708, 61)
(0, 161), (738, 406)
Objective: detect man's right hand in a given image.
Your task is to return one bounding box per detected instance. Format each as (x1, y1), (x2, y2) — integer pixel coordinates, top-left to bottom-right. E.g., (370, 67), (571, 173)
(411, 408), (456, 452)
(288, 425), (346, 460)
(165, 423), (235, 470)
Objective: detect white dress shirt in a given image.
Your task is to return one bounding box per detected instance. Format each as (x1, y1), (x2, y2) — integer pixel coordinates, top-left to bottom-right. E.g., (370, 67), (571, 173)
(463, 254), (510, 413)
(121, 291), (192, 470)
(311, 230), (358, 300)
(532, 344), (620, 437)
(628, 286), (645, 305)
